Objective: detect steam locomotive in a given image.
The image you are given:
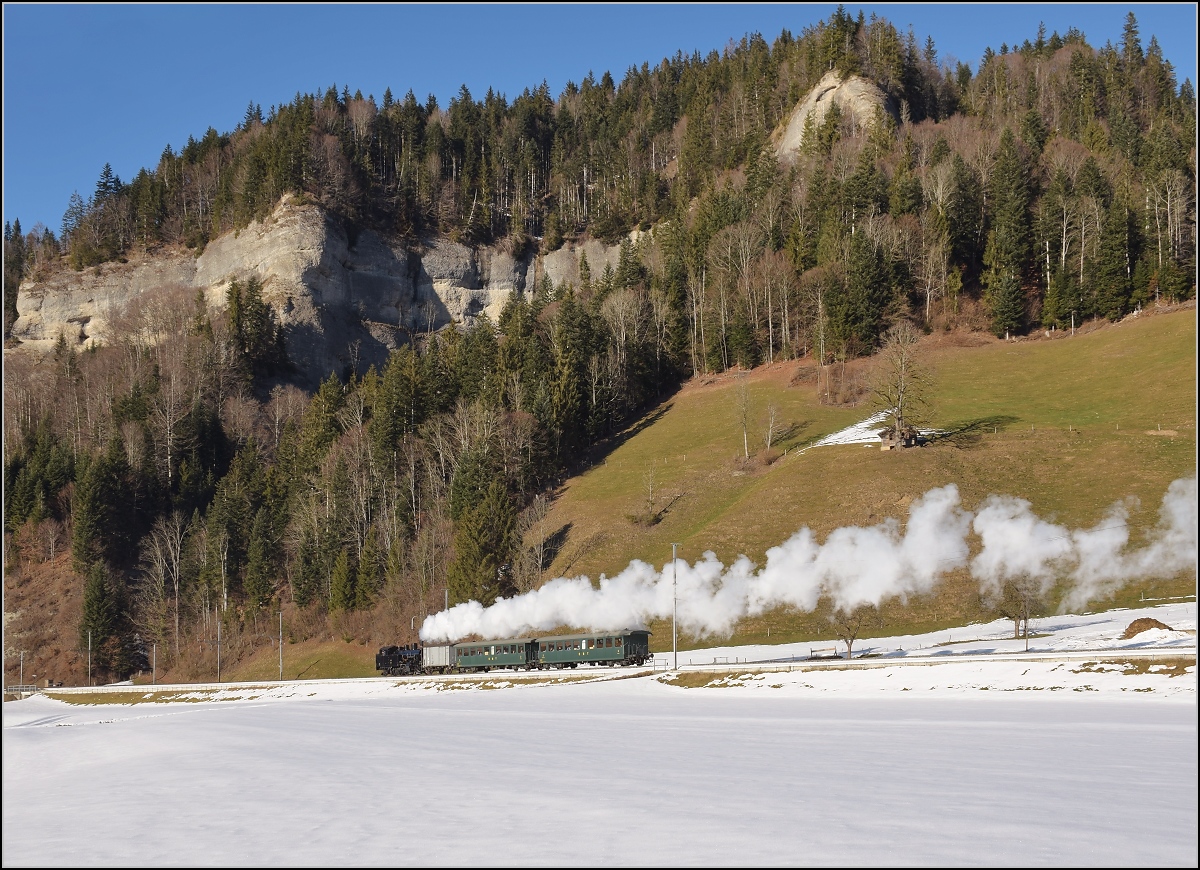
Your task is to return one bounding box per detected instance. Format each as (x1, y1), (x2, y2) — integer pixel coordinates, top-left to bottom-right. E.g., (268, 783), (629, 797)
(376, 629), (653, 676)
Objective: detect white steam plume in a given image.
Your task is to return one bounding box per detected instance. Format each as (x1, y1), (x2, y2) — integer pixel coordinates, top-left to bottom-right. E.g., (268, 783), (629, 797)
(1061, 476), (1198, 610)
(969, 495), (1074, 600)
(419, 479), (1197, 643)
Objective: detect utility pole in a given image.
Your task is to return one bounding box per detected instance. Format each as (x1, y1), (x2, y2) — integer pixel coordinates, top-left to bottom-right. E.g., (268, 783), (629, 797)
(152, 643), (156, 685)
(217, 619), (221, 683)
(19, 651), (23, 688)
(445, 588), (449, 611)
(672, 544), (679, 671)
(88, 631), (92, 685)
(279, 611), (283, 682)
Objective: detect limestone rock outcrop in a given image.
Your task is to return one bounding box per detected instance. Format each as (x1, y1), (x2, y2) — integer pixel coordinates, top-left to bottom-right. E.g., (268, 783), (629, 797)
(8, 195), (638, 388)
(542, 238), (623, 291)
(12, 198), (516, 386)
(770, 70), (898, 161)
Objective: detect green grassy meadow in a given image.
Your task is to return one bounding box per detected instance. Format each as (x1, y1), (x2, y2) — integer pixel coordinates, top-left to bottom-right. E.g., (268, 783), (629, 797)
(218, 639), (379, 682)
(539, 308), (1197, 651)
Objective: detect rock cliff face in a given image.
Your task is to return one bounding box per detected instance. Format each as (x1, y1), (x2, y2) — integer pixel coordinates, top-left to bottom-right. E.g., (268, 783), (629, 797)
(542, 237), (625, 291)
(11, 198), (523, 385)
(10, 195), (627, 388)
(770, 70), (898, 161)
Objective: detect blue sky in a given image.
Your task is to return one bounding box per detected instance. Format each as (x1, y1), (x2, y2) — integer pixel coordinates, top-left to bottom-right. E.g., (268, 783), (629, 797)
(4, 3), (1196, 236)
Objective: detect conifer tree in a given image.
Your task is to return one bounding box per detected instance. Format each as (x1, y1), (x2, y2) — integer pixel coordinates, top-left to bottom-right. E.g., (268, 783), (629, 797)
(329, 548), (356, 613)
(80, 561), (120, 675)
(71, 441), (132, 569)
(1093, 200), (1133, 319)
(94, 163), (118, 204)
(831, 230), (889, 351)
(447, 479), (516, 606)
(983, 129), (1031, 337)
(354, 529), (380, 610)
(4, 218), (25, 330)
(243, 508), (275, 608)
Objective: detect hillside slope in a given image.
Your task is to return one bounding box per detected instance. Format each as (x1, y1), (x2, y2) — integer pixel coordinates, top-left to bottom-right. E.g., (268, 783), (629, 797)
(536, 306), (1196, 648)
(4, 307), (1194, 684)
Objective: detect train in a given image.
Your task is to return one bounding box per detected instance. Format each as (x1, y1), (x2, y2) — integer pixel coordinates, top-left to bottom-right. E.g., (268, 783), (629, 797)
(376, 629), (653, 676)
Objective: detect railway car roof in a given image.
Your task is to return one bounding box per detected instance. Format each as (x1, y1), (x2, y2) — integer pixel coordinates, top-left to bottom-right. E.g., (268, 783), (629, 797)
(535, 629), (651, 642)
(452, 637), (535, 646)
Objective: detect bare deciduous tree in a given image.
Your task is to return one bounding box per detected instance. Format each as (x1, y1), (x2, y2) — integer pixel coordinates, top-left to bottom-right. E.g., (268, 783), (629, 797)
(140, 510), (190, 658)
(221, 394), (260, 447)
(513, 493), (552, 594)
(993, 577), (1046, 641)
(266, 384), (307, 449)
(36, 518), (65, 561)
(869, 322), (931, 445)
(752, 249), (793, 363)
(735, 370), (751, 459)
(830, 603), (878, 659)
(764, 403), (780, 451)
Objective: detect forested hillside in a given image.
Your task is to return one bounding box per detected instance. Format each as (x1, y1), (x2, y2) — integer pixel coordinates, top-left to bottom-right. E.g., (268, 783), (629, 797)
(3, 9), (1196, 684)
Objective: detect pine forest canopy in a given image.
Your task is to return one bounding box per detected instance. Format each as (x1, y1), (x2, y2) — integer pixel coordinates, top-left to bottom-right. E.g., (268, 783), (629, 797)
(2, 9), (1195, 684)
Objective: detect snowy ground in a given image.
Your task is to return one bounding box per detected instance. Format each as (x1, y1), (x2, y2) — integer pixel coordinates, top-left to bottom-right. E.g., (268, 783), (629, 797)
(3, 604), (1196, 866)
(658, 600), (1198, 669)
(802, 410), (891, 449)
(797, 410), (943, 451)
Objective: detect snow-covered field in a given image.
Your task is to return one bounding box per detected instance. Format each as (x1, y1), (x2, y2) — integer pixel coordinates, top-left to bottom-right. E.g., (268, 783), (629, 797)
(4, 604), (1196, 866)
(661, 600), (1199, 668)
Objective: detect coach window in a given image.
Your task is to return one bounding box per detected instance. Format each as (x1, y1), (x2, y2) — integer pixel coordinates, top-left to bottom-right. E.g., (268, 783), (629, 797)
(616, 637), (623, 647)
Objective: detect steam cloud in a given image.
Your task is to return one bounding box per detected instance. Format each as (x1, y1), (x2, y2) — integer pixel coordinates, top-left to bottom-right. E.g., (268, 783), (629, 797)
(420, 478), (1197, 643)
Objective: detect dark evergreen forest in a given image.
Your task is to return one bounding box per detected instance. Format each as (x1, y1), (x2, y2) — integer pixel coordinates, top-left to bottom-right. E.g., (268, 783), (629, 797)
(3, 9), (1195, 680)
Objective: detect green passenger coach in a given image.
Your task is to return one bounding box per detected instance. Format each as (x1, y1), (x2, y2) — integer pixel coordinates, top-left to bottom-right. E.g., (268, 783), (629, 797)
(536, 629), (652, 668)
(454, 638), (537, 672)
